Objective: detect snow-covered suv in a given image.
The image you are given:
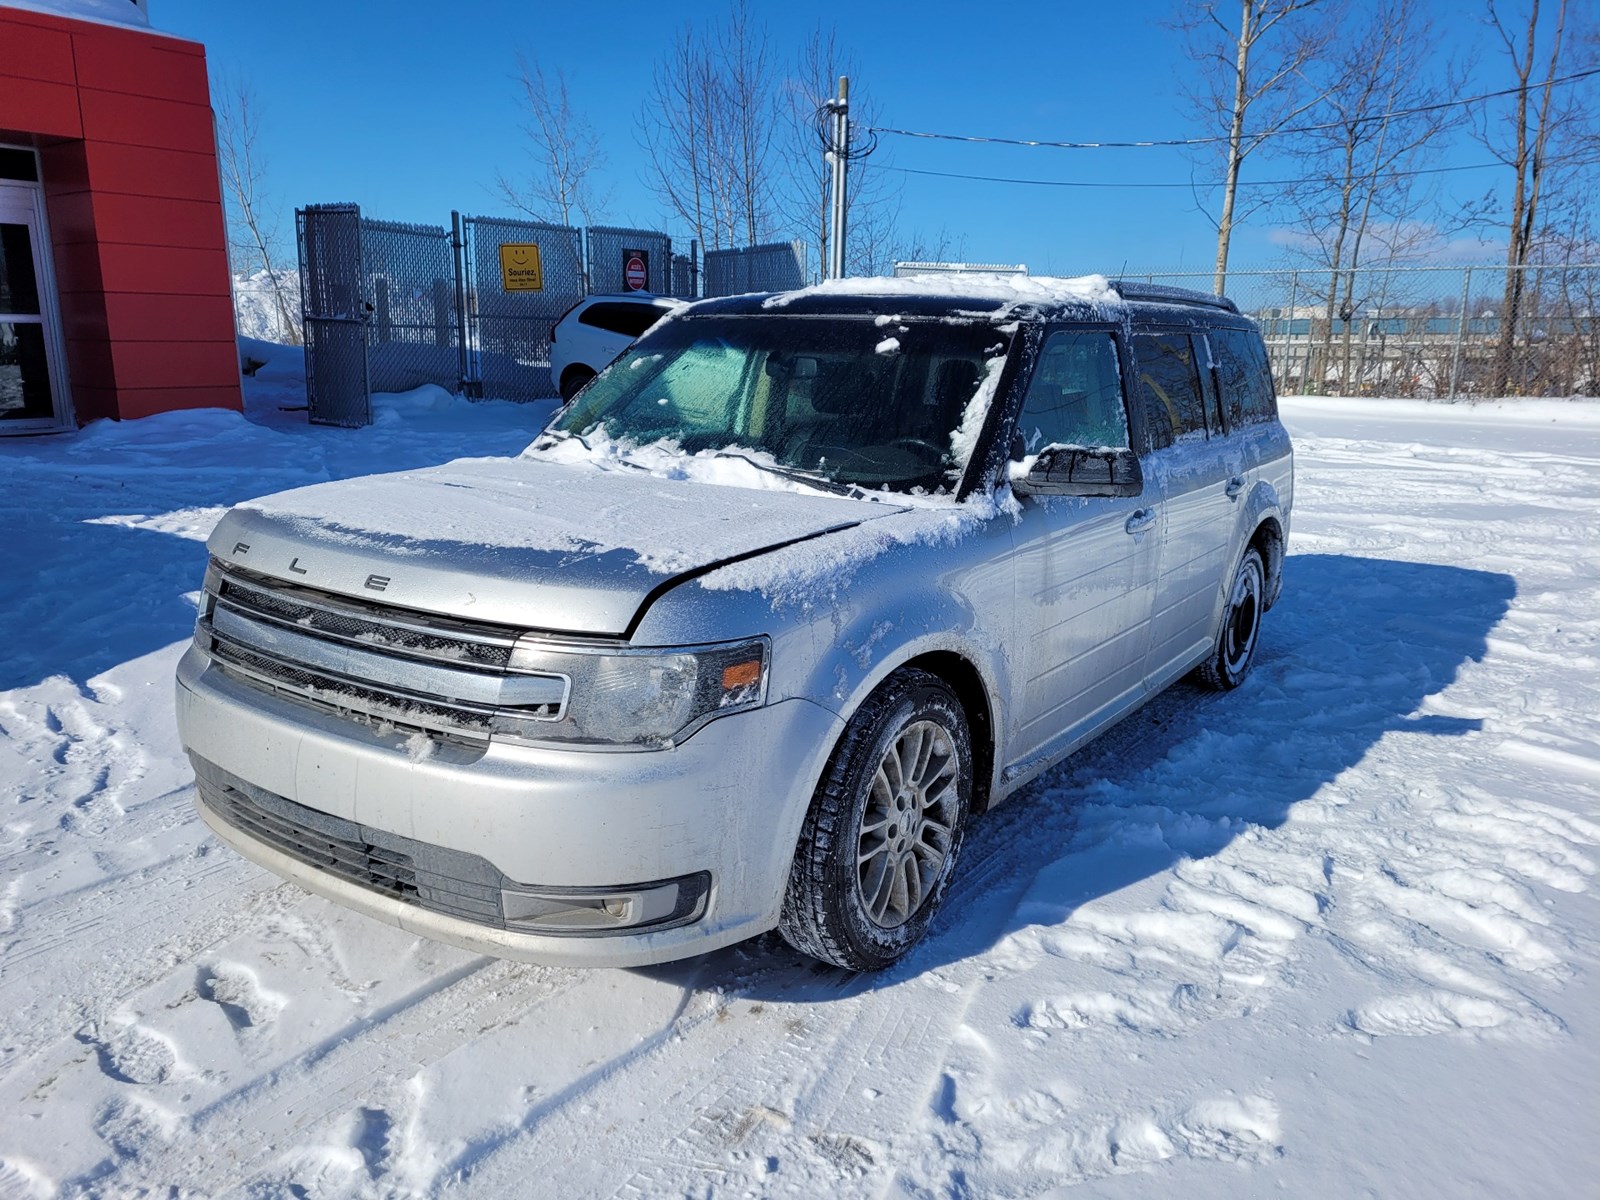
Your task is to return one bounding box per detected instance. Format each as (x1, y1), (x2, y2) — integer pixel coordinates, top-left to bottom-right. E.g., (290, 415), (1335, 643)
(176, 275), (1293, 971)
(548, 293), (684, 401)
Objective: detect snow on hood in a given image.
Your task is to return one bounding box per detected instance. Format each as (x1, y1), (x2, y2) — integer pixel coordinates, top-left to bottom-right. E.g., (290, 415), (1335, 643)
(218, 454), (908, 634)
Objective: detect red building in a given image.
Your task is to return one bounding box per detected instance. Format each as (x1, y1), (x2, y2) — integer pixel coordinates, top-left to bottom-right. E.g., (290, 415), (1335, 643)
(1, 0), (241, 433)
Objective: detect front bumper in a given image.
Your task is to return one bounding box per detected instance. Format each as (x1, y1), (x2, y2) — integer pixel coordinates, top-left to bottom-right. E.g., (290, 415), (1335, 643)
(176, 645), (844, 967)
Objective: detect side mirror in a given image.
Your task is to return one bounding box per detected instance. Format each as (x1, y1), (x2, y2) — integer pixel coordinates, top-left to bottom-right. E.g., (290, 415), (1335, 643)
(1012, 445), (1143, 498)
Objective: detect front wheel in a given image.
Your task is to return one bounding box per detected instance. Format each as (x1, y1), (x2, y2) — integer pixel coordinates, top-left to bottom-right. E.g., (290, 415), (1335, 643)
(779, 669), (972, 971)
(1196, 545), (1266, 690)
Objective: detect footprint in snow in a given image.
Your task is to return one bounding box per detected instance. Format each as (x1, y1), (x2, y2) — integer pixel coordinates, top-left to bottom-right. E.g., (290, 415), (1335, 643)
(196, 960), (287, 1033)
(75, 1020), (179, 1086)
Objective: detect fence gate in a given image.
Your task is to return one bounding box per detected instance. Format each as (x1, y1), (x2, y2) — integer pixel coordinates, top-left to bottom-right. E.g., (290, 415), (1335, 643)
(297, 204), (370, 427)
(459, 214), (584, 402)
(360, 217), (457, 396)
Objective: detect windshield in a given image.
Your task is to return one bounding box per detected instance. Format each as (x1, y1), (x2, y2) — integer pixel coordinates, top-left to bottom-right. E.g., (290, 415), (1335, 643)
(545, 315), (1013, 493)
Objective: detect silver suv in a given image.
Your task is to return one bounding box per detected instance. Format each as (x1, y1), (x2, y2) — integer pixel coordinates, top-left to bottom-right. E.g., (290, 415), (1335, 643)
(176, 276), (1292, 971)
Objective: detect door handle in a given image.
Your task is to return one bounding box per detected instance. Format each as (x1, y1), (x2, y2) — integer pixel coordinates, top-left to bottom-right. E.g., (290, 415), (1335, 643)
(1124, 507), (1157, 535)
(1225, 475), (1247, 499)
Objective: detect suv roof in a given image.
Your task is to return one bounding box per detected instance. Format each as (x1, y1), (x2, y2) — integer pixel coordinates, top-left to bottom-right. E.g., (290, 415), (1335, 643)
(687, 274), (1243, 325)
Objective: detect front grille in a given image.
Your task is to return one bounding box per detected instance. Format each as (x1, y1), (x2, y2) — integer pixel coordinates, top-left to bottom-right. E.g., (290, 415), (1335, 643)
(216, 572), (517, 670)
(192, 756), (508, 926)
(207, 635), (499, 740)
(198, 561), (565, 743)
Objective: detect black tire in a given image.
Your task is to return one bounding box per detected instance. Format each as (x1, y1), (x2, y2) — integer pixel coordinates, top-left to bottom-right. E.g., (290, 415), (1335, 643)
(1195, 545), (1266, 690)
(779, 668), (972, 971)
(559, 366), (595, 403)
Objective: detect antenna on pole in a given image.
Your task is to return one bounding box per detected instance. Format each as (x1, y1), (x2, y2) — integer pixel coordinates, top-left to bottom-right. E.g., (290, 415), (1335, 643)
(826, 76), (850, 280)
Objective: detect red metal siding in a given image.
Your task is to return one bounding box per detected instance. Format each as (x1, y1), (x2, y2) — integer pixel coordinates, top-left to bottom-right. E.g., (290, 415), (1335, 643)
(2, 5), (242, 422)
(0, 74), (82, 137)
(79, 142), (223, 204)
(0, 20), (76, 84)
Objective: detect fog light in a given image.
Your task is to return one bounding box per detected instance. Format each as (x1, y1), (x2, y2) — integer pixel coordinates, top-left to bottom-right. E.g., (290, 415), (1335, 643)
(500, 872), (710, 935)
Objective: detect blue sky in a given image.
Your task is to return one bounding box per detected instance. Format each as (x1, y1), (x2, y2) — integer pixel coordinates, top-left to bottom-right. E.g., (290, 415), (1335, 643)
(154, 0), (1523, 276)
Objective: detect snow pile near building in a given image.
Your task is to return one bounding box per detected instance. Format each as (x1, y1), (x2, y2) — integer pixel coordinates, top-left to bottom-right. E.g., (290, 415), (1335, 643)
(232, 269), (302, 344)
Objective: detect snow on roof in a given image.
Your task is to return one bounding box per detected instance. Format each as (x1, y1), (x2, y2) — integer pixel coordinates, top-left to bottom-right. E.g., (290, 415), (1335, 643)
(1, 0), (151, 28)
(762, 272), (1120, 310)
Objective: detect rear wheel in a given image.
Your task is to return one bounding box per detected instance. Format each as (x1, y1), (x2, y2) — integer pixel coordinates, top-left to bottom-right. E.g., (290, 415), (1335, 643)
(1196, 545), (1265, 690)
(559, 365), (595, 403)
(779, 669), (972, 971)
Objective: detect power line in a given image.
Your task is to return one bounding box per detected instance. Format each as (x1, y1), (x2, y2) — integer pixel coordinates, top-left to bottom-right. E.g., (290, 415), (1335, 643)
(884, 158), (1515, 191)
(867, 66), (1600, 152)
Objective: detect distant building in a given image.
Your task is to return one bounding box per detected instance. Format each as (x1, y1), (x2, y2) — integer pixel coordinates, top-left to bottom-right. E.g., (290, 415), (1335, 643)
(1, 0), (241, 433)
(893, 262), (1030, 277)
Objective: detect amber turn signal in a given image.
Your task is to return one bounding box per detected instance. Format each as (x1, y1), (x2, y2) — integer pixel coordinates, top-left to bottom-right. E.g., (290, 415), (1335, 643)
(721, 659), (762, 691)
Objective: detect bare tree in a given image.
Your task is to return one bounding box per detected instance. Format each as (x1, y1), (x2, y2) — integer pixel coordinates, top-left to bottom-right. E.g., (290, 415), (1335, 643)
(1174, 0), (1333, 293)
(1284, 0), (1458, 389)
(1474, 0), (1592, 394)
(214, 76), (300, 344)
(639, 1), (782, 252)
(495, 57), (608, 228)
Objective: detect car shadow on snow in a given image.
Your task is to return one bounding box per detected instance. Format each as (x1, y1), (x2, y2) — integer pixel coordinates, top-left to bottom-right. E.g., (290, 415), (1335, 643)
(633, 552), (1517, 998)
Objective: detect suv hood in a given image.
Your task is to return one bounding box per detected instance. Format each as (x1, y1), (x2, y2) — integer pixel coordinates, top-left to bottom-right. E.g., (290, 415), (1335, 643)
(210, 456), (907, 635)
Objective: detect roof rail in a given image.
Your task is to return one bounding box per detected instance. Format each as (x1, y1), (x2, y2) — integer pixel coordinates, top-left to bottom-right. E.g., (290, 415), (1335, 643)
(1110, 280), (1239, 314)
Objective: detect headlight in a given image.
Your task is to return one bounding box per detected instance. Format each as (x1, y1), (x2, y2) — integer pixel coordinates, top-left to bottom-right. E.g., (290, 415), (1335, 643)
(505, 635), (769, 749)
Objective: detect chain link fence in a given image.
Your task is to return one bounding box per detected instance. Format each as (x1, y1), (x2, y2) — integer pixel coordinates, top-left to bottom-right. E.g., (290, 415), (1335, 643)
(585, 226), (672, 295)
(670, 250), (698, 299)
(1113, 263), (1600, 399)
(297, 204), (706, 422)
(702, 241), (807, 297)
(360, 217), (457, 396)
(459, 214), (585, 403)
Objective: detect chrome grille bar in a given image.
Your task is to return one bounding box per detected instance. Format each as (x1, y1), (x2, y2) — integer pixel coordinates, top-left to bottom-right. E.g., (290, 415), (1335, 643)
(214, 565), (520, 670)
(199, 560), (568, 742)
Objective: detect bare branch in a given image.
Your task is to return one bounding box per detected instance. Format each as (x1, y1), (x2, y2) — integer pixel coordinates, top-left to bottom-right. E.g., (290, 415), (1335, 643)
(214, 74), (301, 345)
(498, 58), (608, 229)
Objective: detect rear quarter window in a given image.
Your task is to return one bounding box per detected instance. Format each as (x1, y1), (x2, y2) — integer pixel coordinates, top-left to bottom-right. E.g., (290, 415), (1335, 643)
(1210, 327), (1278, 427)
(579, 302), (668, 339)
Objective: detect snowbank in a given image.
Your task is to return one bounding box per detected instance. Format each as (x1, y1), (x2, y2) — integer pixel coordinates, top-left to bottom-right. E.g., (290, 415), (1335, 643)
(232, 270), (303, 344)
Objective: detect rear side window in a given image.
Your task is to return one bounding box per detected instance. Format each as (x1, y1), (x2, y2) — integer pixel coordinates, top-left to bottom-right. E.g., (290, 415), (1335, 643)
(1015, 331), (1129, 451)
(579, 302), (667, 339)
(1133, 332), (1207, 448)
(1210, 328), (1278, 426)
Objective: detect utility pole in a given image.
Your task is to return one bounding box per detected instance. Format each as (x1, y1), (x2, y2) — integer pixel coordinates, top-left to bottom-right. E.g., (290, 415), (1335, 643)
(826, 76), (850, 280)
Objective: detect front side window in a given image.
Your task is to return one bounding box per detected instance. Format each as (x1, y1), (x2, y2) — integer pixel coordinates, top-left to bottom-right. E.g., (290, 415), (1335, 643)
(1134, 331), (1208, 448)
(546, 315), (1013, 492)
(1014, 331), (1129, 452)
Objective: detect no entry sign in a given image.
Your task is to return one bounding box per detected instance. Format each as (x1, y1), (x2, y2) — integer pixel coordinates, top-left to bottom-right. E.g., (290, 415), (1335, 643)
(623, 248), (649, 292)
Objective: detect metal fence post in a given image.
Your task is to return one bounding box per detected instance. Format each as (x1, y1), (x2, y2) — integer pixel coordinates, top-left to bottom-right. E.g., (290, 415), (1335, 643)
(1448, 267), (1472, 399)
(1285, 269), (1298, 394)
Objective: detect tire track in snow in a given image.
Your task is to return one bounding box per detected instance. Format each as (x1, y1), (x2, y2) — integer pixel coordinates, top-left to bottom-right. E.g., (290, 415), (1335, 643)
(149, 958), (591, 1194)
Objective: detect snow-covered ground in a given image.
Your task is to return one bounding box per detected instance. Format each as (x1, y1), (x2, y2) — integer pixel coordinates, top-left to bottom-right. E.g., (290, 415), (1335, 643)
(2, 351), (1597, 1198)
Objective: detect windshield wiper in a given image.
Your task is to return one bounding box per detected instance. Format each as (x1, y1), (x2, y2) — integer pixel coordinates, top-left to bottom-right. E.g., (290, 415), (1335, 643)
(711, 451), (868, 499)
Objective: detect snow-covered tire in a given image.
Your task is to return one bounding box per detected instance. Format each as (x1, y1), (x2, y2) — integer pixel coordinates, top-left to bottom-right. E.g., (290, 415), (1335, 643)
(559, 366), (595, 403)
(779, 669), (972, 971)
(1196, 545), (1266, 691)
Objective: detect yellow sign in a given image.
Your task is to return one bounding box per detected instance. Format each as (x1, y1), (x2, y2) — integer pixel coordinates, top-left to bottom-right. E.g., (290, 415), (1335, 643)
(498, 243), (544, 292)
